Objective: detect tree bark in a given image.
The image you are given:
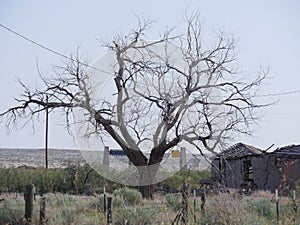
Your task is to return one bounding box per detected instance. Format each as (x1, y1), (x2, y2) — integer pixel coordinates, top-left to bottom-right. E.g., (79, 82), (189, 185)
(137, 163), (160, 198)
(139, 184), (154, 199)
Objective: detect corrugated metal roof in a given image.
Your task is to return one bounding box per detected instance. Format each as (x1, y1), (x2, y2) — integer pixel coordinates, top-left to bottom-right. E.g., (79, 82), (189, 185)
(273, 144), (300, 155)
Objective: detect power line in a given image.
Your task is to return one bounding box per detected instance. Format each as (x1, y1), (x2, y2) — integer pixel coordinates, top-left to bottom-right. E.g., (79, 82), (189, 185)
(255, 90), (300, 97)
(0, 23), (111, 74)
(2, 23), (300, 98)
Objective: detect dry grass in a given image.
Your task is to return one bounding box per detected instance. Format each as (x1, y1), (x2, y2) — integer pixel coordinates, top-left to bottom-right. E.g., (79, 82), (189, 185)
(0, 189), (299, 225)
(249, 190), (273, 198)
(197, 190), (300, 225)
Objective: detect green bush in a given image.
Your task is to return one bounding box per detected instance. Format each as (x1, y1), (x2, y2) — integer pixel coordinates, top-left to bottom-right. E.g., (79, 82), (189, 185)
(112, 194), (125, 208)
(46, 193), (86, 225)
(165, 193), (182, 211)
(202, 194), (278, 225)
(0, 198), (24, 224)
(157, 170), (211, 192)
(254, 199), (273, 217)
(0, 165), (118, 195)
(0, 166), (212, 197)
(46, 193), (76, 208)
(87, 194), (111, 212)
(114, 205), (159, 225)
(113, 187), (142, 206)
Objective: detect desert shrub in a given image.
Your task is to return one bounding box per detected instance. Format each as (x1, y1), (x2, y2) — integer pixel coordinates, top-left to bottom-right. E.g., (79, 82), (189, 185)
(189, 170), (211, 190)
(157, 170), (211, 192)
(0, 208), (24, 225)
(114, 205), (159, 225)
(113, 187), (142, 206)
(252, 199), (273, 217)
(0, 165), (120, 195)
(46, 193), (87, 221)
(0, 198), (24, 224)
(112, 194), (125, 208)
(73, 214), (105, 225)
(46, 193), (88, 225)
(87, 194), (115, 212)
(88, 195), (104, 210)
(200, 210), (223, 225)
(0, 167), (212, 196)
(160, 172), (183, 191)
(46, 193), (76, 208)
(202, 194), (275, 225)
(165, 193), (182, 211)
(0, 168), (22, 192)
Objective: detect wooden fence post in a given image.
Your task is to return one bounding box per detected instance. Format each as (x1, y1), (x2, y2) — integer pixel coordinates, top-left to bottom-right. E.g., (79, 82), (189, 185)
(193, 189), (197, 223)
(40, 196), (46, 224)
(103, 186), (107, 214)
(292, 190), (297, 224)
(107, 197), (112, 225)
(181, 181), (189, 224)
(24, 184), (34, 223)
(201, 190), (206, 216)
(275, 189), (279, 223)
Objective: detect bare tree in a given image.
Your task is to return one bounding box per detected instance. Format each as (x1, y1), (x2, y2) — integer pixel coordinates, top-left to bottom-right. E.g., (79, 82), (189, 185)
(0, 14), (268, 198)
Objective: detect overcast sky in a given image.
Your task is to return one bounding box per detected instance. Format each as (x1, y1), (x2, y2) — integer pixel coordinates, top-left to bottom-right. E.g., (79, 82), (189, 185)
(1, 0), (299, 151)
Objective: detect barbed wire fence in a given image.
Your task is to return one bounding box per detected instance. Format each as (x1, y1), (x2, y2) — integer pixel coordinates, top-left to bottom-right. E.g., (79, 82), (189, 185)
(0, 183), (299, 224)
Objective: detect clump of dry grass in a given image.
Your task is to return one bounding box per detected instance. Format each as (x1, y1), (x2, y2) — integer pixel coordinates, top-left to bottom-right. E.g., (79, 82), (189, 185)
(45, 193), (105, 225)
(199, 193), (276, 225)
(250, 190), (273, 198)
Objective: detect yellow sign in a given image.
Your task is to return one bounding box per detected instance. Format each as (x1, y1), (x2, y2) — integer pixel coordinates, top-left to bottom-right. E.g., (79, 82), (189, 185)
(171, 150), (180, 158)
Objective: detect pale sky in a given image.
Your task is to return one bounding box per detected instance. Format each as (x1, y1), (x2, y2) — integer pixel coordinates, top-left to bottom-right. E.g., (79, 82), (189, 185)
(0, 0), (300, 150)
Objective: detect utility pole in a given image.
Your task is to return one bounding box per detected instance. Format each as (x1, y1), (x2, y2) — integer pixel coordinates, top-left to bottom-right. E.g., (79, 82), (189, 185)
(45, 95), (49, 169)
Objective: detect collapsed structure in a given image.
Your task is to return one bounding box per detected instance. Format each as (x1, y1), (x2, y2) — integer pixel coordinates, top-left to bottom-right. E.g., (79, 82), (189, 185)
(211, 143), (300, 192)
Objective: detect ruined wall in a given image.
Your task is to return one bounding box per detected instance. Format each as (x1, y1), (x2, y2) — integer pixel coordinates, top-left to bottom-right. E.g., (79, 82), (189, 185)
(288, 160), (300, 182)
(211, 159), (220, 183)
(212, 158), (245, 188)
(212, 155), (299, 192)
(276, 158), (300, 189)
(252, 155), (281, 192)
(225, 159), (243, 189)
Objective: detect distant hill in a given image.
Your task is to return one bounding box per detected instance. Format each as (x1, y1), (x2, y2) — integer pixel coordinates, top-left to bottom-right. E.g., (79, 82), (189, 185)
(0, 148), (84, 168)
(0, 148), (211, 170)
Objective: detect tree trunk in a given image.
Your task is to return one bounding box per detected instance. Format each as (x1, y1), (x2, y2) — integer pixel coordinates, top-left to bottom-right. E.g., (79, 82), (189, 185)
(137, 164), (160, 199)
(129, 149), (164, 198)
(139, 184), (154, 199)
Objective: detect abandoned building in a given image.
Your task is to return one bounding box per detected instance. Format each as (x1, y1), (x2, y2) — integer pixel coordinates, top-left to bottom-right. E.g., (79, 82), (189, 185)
(211, 143), (300, 192)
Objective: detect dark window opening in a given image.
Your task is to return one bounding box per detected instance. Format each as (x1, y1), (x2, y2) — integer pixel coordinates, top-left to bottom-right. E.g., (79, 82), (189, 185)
(243, 160), (253, 183)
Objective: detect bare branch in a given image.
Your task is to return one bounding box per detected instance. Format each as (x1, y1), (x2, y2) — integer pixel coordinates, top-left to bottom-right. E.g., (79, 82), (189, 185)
(1, 13), (269, 175)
